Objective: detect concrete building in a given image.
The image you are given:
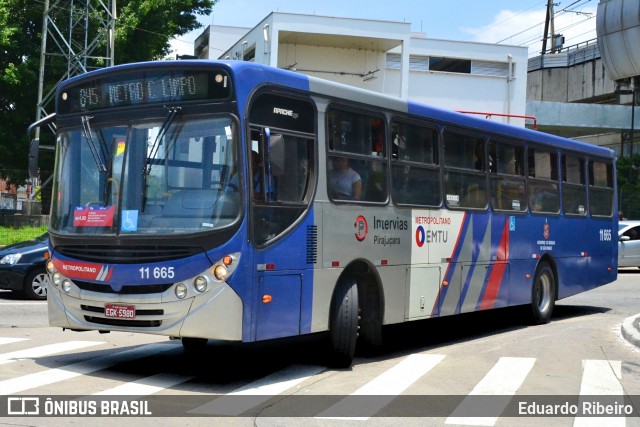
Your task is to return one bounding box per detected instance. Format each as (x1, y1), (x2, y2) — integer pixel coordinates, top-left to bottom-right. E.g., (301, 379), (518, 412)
(192, 9), (638, 157)
(194, 12), (530, 127)
(526, 41), (632, 155)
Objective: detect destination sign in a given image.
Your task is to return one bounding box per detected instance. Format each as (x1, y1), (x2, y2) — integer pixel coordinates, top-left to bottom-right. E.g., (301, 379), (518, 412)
(58, 68), (231, 113)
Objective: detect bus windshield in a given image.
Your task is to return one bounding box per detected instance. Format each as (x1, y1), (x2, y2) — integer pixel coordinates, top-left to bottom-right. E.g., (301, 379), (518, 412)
(50, 114), (241, 235)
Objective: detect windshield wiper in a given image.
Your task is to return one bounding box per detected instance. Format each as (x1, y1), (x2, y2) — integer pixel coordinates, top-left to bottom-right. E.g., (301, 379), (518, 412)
(81, 115), (107, 172)
(144, 106), (181, 176)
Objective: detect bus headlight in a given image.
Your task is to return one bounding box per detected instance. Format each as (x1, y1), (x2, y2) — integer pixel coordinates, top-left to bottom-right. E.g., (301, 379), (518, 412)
(46, 260), (57, 274)
(213, 265), (227, 281)
(194, 276), (208, 293)
(62, 280), (72, 294)
(52, 272), (63, 287)
(175, 283), (188, 299)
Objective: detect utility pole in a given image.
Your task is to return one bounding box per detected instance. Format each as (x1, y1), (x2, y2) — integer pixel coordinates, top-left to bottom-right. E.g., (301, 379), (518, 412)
(541, 0), (557, 55)
(35, 0), (117, 141)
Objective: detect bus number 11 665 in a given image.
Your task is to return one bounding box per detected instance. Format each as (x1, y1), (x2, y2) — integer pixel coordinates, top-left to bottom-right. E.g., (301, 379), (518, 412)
(139, 266), (175, 279)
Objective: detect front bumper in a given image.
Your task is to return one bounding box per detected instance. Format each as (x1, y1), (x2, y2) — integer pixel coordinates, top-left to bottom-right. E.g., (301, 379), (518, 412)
(47, 279), (244, 341)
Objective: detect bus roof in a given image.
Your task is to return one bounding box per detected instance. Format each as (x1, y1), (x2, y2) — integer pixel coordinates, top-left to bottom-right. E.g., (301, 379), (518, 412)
(58, 60), (614, 161)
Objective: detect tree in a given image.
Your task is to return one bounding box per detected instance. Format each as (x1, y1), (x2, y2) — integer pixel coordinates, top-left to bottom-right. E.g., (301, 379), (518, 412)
(0, 0), (216, 180)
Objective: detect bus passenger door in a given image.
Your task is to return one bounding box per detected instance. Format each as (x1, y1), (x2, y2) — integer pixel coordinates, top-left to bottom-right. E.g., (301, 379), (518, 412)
(256, 274), (302, 341)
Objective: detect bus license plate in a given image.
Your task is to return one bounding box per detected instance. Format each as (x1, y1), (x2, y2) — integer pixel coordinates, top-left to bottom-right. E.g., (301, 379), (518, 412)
(105, 304), (135, 319)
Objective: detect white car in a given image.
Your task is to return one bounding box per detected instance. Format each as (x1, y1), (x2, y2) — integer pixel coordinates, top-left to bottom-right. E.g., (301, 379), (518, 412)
(618, 220), (640, 268)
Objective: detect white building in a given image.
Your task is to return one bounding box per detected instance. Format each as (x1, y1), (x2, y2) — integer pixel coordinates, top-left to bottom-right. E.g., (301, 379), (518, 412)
(194, 12), (529, 127)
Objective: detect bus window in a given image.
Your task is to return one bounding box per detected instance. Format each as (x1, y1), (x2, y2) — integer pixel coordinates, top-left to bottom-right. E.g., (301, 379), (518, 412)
(326, 107), (387, 203)
(443, 130), (487, 210)
(248, 92), (316, 246)
(528, 148), (559, 214)
(562, 155), (587, 216)
(589, 160), (614, 217)
(489, 140), (526, 212)
(391, 120), (441, 207)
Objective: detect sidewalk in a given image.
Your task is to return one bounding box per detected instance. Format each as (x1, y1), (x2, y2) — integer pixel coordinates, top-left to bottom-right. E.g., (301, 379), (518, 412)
(621, 313), (640, 349)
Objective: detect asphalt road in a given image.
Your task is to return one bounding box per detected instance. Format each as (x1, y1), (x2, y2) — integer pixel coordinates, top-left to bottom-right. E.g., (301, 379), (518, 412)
(0, 271), (638, 426)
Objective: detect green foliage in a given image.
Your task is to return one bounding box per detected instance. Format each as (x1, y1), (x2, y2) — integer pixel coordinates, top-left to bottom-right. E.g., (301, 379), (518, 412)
(0, 0), (216, 176)
(618, 154), (640, 220)
(0, 225), (48, 246)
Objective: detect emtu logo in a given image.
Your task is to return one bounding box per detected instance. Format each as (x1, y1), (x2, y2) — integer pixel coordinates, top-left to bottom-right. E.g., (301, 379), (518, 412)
(354, 215), (368, 241)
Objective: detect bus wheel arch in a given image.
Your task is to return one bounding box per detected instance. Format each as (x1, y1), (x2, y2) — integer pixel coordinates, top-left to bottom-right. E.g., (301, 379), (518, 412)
(328, 260), (384, 367)
(530, 256), (557, 324)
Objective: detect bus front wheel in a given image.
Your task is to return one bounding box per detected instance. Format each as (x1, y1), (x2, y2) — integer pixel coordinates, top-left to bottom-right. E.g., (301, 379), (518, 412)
(530, 262), (556, 324)
(328, 277), (359, 368)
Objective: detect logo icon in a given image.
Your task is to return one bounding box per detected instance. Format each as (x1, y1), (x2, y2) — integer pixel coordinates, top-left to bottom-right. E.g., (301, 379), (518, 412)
(354, 215), (368, 241)
(543, 222), (550, 239)
(7, 397), (39, 415)
(415, 225), (426, 247)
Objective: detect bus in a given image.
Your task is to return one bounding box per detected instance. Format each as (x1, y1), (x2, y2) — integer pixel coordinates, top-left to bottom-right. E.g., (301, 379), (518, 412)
(28, 60), (618, 367)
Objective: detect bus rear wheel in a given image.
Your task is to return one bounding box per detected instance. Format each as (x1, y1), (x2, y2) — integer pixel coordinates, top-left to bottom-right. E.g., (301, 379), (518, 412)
(530, 262), (555, 324)
(328, 276), (359, 368)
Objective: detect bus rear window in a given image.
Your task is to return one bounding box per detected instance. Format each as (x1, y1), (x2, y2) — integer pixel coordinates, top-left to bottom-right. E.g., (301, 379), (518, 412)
(589, 160), (614, 217)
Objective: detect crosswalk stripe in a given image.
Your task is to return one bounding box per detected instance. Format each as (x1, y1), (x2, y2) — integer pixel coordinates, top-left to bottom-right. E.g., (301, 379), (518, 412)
(92, 373), (195, 396)
(0, 337), (29, 346)
(0, 341), (105, 366)
(316, 353), (446, 420)
(445, 356), (535, 426)
(189, 364), (325, 416)
(574, 360), (624, 427)
(0, 342), (180, 395)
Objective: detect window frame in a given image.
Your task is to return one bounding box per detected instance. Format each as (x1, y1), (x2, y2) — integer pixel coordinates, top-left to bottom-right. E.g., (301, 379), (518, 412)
(390, 117), (442, 208)
(325, 104), (389, 205)
(488, 137), (527, 213)
(561, 153), (587, 217)
(588, 158), (614, 218)
(442, 127), (488, 211)
(527, 145), (560, 215)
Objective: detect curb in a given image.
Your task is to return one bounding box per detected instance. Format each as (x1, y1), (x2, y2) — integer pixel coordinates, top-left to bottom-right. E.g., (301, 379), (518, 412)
(621, 313), (640, 349)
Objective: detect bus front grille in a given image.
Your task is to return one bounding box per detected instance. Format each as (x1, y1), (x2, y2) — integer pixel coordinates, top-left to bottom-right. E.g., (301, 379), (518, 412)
(84, 316), (162, 328)
(75, 281), (173, 294)
(56, 245), (202, 264)
(81, 305), (164, 316)
(82, 305), (165, 328)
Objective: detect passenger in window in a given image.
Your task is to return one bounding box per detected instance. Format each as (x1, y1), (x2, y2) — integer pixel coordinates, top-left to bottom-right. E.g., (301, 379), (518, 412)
(329, 157), (362, 200)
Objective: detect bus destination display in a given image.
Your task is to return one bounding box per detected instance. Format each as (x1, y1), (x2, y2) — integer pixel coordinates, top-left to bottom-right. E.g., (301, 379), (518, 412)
(59, 69), (231, 113)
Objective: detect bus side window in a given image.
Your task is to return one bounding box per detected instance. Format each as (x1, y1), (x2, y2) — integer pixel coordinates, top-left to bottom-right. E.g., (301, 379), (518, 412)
(443, 129), (486, 210)
(489, 140), (526, 212)
(326, 107), (387, 203)
(390, 120), (440, 207)
(562, 154), (586, 216)
(528, 148), (560, 214)
(589, 160), (614, 217)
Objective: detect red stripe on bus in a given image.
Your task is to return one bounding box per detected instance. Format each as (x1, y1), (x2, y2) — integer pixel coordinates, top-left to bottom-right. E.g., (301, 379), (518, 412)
(480, 219), (510, 310)
(431, 212), (468, 316)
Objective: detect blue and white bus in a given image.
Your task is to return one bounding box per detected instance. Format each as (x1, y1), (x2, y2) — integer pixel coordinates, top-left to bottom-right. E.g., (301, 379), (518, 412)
(29, 60), (618, 367)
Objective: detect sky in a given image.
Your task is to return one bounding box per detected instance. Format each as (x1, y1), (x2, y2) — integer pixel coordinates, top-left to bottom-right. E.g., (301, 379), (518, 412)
(170, 0), (599, 58)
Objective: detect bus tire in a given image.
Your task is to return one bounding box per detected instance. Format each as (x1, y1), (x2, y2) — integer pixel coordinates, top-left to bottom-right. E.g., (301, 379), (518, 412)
(328, 276), (359, 368)
(530, 262), (555, 324)
(181, 337), (208, 353)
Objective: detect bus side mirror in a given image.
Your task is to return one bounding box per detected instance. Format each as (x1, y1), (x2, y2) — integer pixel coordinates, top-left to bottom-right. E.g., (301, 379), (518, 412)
(28, 138), (39, 178)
